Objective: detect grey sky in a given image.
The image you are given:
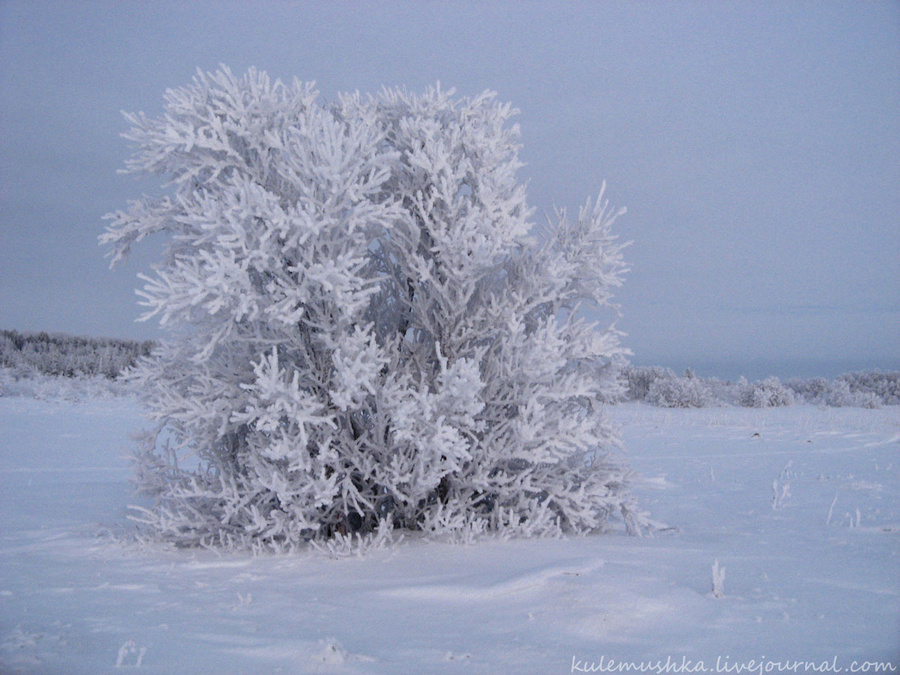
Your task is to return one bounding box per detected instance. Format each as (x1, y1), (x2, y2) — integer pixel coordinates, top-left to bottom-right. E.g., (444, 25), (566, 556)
(1, 1), (897, 378)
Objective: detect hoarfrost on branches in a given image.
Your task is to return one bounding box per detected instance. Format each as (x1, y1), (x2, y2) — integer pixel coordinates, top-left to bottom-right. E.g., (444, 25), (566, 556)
(740, 377), (794, 408)
(646, 376), (713, 409)
(102, 66), (641, 550)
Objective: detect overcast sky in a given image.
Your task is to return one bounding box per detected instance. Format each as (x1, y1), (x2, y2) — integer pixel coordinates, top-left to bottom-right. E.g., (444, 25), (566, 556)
(1, 1), (897, 378)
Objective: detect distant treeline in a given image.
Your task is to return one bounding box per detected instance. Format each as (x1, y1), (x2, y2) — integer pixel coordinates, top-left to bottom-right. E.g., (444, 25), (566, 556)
(622, 365), (900, 409)
(3, 329), (897, 409)
(0, 329), (155, 379)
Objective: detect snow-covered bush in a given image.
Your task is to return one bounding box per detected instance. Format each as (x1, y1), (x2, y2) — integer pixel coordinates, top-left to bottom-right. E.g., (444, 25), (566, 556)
(740, 376), (794, 408)
(646, 375), (713, 408)
(785, 377), (831, 404)
(703, 376), (742, 406)
(822, 380), (881, 409)
(837, 371), (900, 406)
(621, 365), (676, 402)
(786, 374), (888, 408)
(102, 67), (641, 550)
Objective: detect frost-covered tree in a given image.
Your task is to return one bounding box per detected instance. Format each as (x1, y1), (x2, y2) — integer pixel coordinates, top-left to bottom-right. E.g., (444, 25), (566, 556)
(646, 375), (713, 408)
(838, 371), (899, 406)
(740, 376), (794, 408)
(102, 67), (642, 550)
(621, 365), (677, 402)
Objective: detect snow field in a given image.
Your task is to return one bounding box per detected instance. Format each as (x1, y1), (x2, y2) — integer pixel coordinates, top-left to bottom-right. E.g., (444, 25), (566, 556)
(1, 396), (897, 673)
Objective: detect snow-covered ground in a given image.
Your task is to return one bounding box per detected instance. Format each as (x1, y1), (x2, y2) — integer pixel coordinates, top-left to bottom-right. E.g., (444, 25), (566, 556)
(1, 393), (897, 674)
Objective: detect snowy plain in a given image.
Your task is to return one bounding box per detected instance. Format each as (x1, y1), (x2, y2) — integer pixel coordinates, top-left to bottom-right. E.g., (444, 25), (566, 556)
(0, 384), (898, 674)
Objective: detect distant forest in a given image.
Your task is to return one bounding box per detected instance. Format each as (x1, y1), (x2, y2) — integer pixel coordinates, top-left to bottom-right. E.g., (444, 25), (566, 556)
(0, 329), (155, 379)
(2, 329), (897, 409)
